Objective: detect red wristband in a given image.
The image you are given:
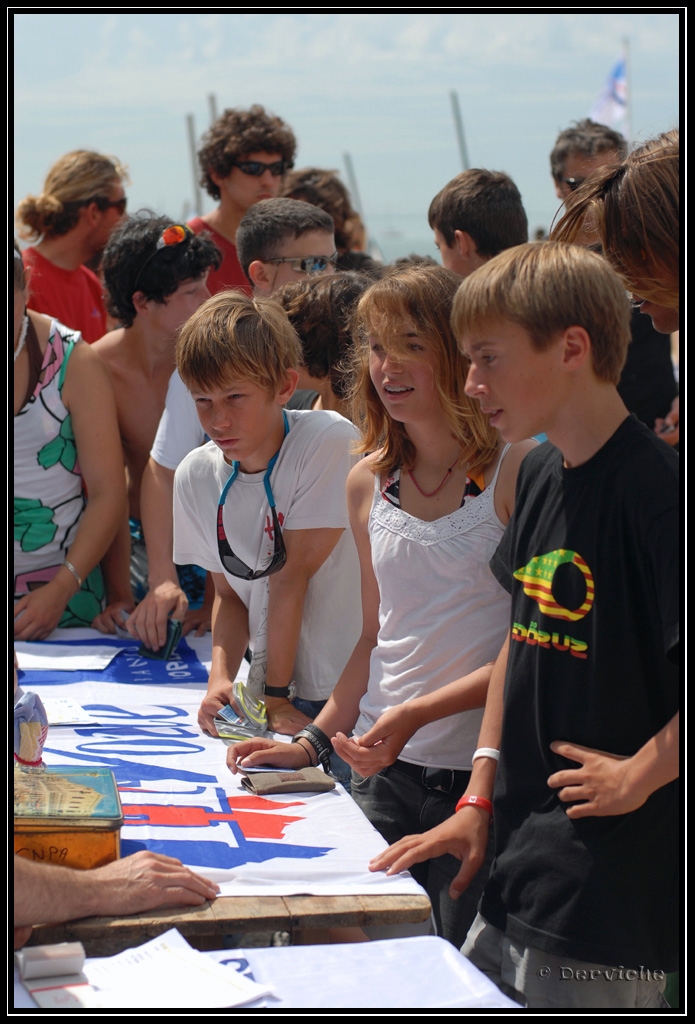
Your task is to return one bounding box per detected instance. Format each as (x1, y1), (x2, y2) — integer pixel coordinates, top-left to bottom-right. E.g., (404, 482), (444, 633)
(455, 794), (493, 817)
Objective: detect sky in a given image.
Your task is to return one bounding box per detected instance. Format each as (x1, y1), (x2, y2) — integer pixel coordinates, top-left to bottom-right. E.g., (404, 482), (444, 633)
(13, 11), (681, 261)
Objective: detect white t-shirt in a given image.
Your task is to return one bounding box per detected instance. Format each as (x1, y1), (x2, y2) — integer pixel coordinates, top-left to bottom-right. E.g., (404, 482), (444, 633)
(174, 409), (362, 701)
(151, 369), (203, 471)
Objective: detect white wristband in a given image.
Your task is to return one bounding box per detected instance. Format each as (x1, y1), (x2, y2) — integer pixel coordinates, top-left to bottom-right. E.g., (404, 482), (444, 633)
(472, 747), (500, 763)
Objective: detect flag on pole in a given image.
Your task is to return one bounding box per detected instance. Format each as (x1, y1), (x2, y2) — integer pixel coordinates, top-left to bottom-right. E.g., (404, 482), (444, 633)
(589, 55), (627, 129)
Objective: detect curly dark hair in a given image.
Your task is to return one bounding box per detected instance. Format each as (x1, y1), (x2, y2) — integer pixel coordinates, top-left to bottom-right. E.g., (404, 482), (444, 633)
(276, 272), (371, 398)
(198, 105), (297, 200)
(102, 211), (221, 328)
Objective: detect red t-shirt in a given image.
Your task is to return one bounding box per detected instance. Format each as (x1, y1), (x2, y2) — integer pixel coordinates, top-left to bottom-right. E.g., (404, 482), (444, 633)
(187, 217), (252, 296)
(22, 247), (107, 343)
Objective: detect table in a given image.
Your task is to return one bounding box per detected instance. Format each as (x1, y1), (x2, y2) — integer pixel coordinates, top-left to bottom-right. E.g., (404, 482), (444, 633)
(17, 631), (432, 956)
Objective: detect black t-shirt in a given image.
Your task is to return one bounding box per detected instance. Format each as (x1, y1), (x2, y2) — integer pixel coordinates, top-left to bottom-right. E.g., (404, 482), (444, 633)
(617, 307), (678, 428)
(483, 415), (679, 970)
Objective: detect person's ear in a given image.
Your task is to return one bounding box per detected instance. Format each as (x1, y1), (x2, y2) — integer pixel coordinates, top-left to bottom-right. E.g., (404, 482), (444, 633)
(131, 291), (150, 317)
(561, 325), (592, 371)
(82, 201), (103, 227)
(453, 229), (477, 262)
(248, 260), (272, 295)
(275, 369), (299, 406)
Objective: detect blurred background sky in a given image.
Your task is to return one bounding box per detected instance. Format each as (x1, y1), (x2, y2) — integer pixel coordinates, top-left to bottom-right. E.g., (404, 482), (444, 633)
(13, 11), (681, 262)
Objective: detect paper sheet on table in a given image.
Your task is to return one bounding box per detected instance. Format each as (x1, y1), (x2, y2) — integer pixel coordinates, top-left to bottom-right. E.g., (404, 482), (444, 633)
(15, 643), (121, 672)
(40, 697), (102, 726)
(84, 929), (272, 1009)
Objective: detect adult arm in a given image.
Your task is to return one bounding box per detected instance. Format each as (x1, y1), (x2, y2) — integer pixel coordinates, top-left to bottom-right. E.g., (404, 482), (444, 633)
(14, 341), (126, 641)
(14, 852), (219, 930)
(126, 458), (189, 649)
(198, 573), (251, 735)
(368, 632), (510, 900)
(548, 711), (679, 817)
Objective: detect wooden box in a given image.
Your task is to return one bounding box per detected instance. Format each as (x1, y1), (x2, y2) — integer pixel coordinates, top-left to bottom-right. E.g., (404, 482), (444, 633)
(14, 765), (123, 869)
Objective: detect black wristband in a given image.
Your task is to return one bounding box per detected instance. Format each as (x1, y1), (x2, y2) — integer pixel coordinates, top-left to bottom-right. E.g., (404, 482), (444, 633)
(293, 725), (333, 774)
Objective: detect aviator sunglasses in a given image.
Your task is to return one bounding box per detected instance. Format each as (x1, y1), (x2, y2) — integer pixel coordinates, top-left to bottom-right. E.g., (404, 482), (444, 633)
(216, 413), (289, 580)
(264, 252), (339, 275)
(232, 159), (293, 177)
(132, 223), (193, 292)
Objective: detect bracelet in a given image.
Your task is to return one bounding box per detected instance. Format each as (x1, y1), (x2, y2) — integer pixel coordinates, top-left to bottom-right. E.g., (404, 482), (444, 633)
(472, 747), (500, 763)
(63, 560), (83, 590)
(294, 737), (316, 768)
(455, 794), (493, 817)
(293, 725), (333, 774)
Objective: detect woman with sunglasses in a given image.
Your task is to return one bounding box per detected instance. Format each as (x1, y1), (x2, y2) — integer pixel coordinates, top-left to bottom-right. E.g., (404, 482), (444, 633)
(227, 264), (535, 945)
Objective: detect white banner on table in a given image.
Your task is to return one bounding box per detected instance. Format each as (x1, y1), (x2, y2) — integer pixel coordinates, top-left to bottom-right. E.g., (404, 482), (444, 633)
(30, 677), (423, 899)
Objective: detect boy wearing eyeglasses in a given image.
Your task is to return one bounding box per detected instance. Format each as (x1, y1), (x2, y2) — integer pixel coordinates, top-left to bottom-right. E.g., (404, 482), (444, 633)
(172, 291), (361, 739)
(189, 104), (297, 296)
(91, 213), (221, 633)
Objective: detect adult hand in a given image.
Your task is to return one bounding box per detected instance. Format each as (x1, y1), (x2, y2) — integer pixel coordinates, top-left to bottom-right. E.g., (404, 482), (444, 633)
(92, 851), (219, 914)
(654, 394), (679, 446)
(548, 740), (641, 817)
(333, 704), (419, 777)
(368, 805), (491, 900)
(127, 581), (189, 651)
(92, 599), (135, 635)
(13, 582), (70, 641)
(266, 699), (313, 736)
(226, 737), (309, 774)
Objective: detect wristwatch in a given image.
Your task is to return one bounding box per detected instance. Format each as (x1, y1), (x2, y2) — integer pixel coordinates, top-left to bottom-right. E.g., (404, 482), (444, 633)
(263, 680), (297, 700)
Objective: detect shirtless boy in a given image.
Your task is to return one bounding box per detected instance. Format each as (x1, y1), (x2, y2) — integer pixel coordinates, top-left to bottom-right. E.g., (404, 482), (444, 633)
(92, 214), (221, 630)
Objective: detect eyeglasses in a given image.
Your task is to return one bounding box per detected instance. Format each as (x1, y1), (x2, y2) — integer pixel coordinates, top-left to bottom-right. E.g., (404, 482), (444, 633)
(264, 252), (339, 275)
(132, 223), (193, 292)
(216, 413), (289, 580)
(562, 177), (586, 192)
(91, 195), (128, 214)
(232, 159), (293, 177)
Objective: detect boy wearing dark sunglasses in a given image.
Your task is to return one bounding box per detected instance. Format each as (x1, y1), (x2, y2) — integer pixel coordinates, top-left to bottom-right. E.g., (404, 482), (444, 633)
(188, 104), (297, 297)
(171, 291), (361, 740)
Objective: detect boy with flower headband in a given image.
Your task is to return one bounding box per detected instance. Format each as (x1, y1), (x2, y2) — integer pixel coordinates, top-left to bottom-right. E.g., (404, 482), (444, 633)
(91, 212), (221, 632)
(172, 290), (361, 737)
(370, 241), (678, 1008)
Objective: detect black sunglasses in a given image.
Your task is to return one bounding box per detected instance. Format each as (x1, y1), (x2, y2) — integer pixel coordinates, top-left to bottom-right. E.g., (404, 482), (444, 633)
(216, 414), (289, 580)
(91, 195), (128, 214)
(231, 159), (292, 177)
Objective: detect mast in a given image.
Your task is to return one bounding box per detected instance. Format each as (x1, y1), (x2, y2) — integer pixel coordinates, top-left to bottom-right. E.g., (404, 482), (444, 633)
(449, 90), (470, 171)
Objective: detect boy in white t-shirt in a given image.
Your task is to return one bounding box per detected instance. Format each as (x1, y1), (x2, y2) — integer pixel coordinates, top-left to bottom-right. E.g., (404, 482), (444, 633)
(172, 290), (361, 737)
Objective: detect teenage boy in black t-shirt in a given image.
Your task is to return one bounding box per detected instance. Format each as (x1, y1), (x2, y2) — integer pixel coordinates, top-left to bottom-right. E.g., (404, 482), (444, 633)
(369, 241), (678, 1009)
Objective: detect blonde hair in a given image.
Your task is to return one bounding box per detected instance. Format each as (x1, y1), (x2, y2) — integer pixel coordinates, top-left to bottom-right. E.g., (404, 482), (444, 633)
(351, 264), (500, 476)
(16, 150), (128, 241)
(451, 241), (631, 384)
(176, 290), (301, 395)
(551, 129), (679, 309)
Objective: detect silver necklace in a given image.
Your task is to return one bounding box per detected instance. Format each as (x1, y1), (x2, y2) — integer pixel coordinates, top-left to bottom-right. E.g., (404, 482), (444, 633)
(14, 315), (29, 363)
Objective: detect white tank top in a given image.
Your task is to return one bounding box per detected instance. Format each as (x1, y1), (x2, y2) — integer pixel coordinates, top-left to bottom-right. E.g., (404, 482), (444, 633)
(354, 446), (512, 770)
